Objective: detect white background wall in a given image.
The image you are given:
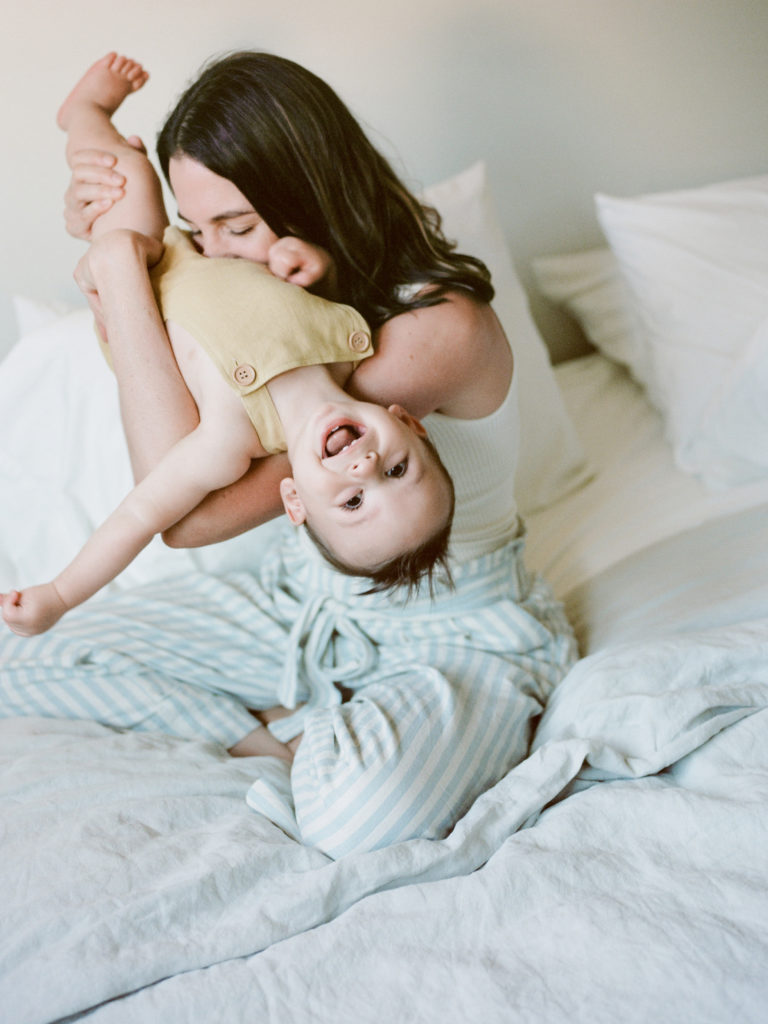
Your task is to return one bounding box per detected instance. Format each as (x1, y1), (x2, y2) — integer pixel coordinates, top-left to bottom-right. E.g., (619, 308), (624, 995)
(2, 0), (768, 361)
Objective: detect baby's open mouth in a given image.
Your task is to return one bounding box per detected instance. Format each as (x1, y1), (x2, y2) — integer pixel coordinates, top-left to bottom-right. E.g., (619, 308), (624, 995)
(323, 423), (363, 457)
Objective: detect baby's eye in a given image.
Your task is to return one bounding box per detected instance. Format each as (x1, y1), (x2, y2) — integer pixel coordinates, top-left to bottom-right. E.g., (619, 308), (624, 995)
(386, 458), (408, 479)
(342, 492), (364, 511)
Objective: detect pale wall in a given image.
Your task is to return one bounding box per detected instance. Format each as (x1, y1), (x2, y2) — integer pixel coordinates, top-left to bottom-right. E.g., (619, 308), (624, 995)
(2, 0), (768, 361)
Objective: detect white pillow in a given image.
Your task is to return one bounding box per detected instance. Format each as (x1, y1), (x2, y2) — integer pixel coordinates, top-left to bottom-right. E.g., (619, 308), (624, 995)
(531, 246), (653, 391)
(0, 163), (586, 591)
(594, 173), (768, 487)
(424, 162), (587, 514)
(685, 312), (768, 485)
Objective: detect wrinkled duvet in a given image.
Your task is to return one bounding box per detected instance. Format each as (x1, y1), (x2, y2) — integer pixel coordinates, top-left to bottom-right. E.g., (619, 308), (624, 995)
(2, 605), (767, 1023)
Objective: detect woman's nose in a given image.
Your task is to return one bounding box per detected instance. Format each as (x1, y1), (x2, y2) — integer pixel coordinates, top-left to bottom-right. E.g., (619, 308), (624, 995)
(198, 232), (237, 259)
(201, 238), (226, 258)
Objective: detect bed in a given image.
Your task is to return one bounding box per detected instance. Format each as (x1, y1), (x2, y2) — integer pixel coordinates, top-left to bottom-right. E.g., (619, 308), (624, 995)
(2, 163), (768, 1023)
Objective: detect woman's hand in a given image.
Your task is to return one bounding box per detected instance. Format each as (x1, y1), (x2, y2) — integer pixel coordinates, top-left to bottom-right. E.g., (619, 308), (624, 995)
(73, 229), (164, 333)
(74, 229), (164, 290)
(268, 237), (337, 297)
(63, 137), (147, 240)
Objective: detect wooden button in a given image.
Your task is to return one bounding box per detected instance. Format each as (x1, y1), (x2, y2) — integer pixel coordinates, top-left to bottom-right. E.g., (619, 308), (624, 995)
(348, 330), (371, 353)
(233, 363), (257, 386)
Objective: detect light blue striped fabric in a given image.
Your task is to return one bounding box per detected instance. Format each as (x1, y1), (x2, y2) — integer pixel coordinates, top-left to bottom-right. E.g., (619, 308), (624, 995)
(0, 524), (576, 858)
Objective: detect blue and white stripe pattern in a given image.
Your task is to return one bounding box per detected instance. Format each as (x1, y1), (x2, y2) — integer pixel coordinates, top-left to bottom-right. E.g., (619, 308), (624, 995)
(0, 524), (576, 858)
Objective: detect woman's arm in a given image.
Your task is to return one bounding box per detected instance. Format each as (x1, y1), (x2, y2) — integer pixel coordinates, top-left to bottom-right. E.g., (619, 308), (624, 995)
(348, 292), (513, 420)
(161, 453), (289, 547)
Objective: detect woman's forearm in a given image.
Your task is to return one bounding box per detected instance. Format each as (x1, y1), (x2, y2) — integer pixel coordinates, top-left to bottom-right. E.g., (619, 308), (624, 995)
(162, 453), (289, 548)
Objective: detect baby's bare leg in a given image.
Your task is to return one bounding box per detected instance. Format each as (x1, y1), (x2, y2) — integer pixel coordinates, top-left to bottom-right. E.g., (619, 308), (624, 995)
(57, 53), (148, 158)
(57, 53), (166, 241)
(229, 726), (296, 762)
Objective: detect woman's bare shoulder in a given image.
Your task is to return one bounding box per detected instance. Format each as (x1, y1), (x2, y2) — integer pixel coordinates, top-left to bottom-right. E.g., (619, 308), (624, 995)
(349, 291), (513, 419)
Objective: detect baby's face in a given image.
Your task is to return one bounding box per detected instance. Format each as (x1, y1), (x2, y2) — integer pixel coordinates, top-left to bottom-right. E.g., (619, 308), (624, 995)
(280, 402), (452, 571)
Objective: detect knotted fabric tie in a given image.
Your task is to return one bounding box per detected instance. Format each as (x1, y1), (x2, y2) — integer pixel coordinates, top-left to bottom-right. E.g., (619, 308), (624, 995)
(279, 594), (380, 713)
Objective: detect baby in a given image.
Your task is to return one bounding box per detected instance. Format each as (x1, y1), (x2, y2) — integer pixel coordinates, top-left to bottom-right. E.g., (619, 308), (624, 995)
(1, 54), (454, 637)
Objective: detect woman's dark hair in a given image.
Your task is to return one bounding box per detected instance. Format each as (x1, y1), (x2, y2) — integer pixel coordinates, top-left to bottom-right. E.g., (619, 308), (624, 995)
(157, 51), (494, 327)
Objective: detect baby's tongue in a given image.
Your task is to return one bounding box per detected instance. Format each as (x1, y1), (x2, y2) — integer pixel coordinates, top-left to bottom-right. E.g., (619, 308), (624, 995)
(325, 425), (358, 456)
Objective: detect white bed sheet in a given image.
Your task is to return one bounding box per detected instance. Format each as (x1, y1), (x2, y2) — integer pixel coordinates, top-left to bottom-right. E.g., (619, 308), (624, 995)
(525, 354), (768, 651)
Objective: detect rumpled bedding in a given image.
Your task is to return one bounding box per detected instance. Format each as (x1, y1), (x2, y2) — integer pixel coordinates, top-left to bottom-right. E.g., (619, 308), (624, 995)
(2, 335), (768, 1022)
(2, 612), (767, 1023)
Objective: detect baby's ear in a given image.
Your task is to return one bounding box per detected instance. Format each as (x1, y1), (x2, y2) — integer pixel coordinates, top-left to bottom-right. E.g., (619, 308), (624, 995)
(279, 479), (307, 525)
(387, 404), (427, 437)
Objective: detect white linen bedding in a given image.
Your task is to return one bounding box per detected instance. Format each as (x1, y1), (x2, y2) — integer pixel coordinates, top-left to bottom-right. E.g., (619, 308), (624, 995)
(2, 349), (767, 1022)
(524, 353), (768, 607)
(3, 620), (767, 1023)
(524, 354), (768, 655)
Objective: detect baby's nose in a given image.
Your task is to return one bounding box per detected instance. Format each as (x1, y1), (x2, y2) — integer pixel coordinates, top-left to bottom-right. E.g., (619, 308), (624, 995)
(350, 450), (379, 477)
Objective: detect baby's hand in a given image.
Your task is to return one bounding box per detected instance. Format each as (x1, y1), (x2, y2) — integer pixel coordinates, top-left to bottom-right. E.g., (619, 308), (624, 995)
(268, 237), (335, 292)
(1, 584), (68, 637)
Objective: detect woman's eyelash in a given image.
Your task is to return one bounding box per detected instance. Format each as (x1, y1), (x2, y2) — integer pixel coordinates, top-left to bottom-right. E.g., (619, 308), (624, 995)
(229, 226), (253, 236)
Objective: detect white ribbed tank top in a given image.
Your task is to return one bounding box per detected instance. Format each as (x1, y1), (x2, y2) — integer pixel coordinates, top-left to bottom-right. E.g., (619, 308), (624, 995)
(424, 371), (520, 564)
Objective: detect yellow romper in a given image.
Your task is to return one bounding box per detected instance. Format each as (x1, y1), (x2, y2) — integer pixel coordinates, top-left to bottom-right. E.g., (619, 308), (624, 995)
(148, 227), (373, 453)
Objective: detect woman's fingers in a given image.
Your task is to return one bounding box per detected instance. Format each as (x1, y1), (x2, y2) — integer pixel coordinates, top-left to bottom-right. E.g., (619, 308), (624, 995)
(63, 148), (127, 239)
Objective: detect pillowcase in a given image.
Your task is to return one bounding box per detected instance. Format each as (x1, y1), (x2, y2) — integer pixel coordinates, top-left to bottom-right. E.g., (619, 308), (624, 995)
(536, 173), (768, 488)
(0, 163), (587, 591)
(531, 246), (654, 393)
(684, 311), (768, 485)
(424, 161), (587, 514)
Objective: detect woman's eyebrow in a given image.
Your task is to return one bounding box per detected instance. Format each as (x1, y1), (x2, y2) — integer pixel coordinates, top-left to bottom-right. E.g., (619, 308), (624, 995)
(177, 209), (255, 224)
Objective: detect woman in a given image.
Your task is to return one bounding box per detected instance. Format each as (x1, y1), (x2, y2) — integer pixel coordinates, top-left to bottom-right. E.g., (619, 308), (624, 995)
(4, 51), (576, 858)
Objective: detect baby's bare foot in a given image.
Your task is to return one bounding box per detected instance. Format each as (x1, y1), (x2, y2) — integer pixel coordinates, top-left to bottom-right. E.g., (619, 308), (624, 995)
(57, 52), (148, 130)
(229, 725), (295, 762)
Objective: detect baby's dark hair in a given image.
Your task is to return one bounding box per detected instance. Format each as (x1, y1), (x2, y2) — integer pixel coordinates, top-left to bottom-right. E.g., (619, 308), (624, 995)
(304, 437), (455, 600)
(157, 50), (493, 329)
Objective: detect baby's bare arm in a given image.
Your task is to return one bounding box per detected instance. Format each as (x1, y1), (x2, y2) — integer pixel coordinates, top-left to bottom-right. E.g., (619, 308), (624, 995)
(2, 423), (257, 636)
(56, 422), (257, 605)
(268, 237), (336, 295)
(1, 586), (68, 638)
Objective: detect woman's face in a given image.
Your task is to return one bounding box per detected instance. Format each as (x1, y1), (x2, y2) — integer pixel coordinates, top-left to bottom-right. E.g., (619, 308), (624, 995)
(168, 155), (279, 262)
